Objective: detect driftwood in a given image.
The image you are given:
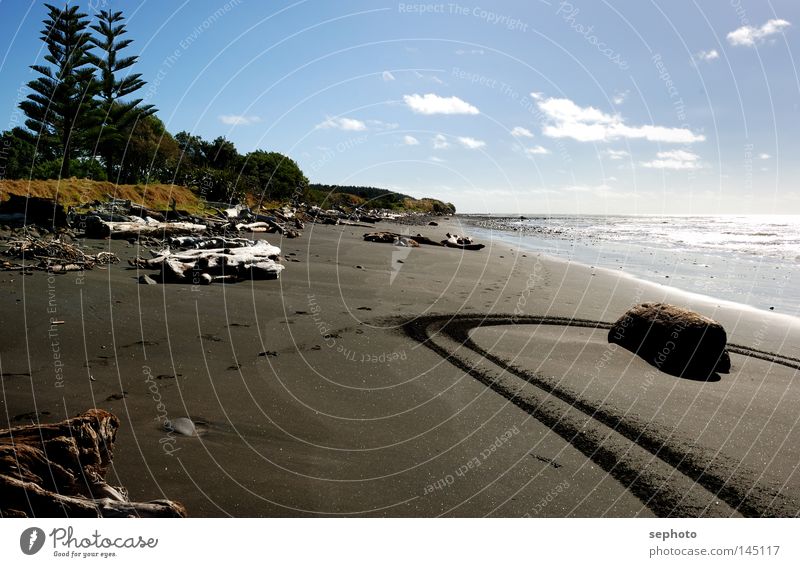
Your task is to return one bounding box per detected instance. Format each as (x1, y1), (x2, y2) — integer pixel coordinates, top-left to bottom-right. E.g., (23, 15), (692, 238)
(236, 221), (269, 233)
(2, 237), (119, 271)
(264, 217), (301, 238)
(169, 236), (255, 249)
(0, 409), (186, 517)
(132, 240), (285, 283)
(441, 241), (486, 251)
(363, 232), (419, 246)
(411, 234), (444, 247)
(86, 218), (206, 239)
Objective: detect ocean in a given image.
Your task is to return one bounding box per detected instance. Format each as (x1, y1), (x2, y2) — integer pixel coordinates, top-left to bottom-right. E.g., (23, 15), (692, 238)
(466, 214), (800, 318)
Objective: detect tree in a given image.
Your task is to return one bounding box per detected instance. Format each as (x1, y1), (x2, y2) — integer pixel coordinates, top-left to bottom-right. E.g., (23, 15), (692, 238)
(90, 9), (155, 179)
(203, 136), (238, 170)
(0, 129), (39, 180)
(242, 150), (308, 202)
(174, 131), (207, 168)
(119, 113), (179, 184)
(19, 3), (100, 178)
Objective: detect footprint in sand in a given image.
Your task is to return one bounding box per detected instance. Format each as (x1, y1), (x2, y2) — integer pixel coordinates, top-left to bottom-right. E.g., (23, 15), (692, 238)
(121, 340), (159, 348)
(197, 333), (223, 342)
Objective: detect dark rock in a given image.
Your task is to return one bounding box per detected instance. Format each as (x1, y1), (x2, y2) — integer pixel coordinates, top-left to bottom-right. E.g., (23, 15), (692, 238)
(608, 302), (731, 378)
(0, 195), (67, 227)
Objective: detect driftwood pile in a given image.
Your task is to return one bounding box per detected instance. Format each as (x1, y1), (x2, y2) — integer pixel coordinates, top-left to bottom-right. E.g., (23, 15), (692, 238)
(363, 231), (486, 251)
(74, 198), (306, 240)
(2, 236), (119, 272)
(0, 409), (186, 517)
(131, 238), (284, 284)
(363, 232), (420, 247)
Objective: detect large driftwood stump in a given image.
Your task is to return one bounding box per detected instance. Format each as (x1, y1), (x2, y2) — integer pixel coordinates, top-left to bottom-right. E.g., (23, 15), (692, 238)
(0, 409), (186, 518)
(608, 302), (731, 379)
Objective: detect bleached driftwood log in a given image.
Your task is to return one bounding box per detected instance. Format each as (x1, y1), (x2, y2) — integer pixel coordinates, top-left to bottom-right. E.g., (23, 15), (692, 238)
(0, 409), (186, 517)
(88, 218), (206, 239)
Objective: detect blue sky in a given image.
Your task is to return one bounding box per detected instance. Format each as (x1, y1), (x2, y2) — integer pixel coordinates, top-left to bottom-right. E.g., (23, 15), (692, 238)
(1, 0), (798, 214)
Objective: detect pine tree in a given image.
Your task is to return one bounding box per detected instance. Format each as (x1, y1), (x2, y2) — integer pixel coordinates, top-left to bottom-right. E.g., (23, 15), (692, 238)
(90, 9), (155, 179)
(19, 3), (99, 178)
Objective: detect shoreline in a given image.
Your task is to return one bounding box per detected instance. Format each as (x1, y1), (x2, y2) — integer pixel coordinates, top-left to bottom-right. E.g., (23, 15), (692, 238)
(463, 216), (800, 319)
(2, 217), (800, 517)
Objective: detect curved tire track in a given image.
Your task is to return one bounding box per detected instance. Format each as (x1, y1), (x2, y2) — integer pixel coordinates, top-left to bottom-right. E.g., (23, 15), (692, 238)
(396, 313), (800, 517)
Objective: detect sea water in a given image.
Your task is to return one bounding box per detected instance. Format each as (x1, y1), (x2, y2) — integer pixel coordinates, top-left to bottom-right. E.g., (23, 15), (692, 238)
(466, 214), (800, 317)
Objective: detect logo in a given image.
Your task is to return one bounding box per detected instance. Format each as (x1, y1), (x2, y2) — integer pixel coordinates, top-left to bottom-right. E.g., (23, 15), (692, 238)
(20, 527), (45, 555)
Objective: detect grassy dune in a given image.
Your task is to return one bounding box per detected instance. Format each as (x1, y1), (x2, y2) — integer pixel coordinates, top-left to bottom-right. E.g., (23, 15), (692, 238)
(0, 178), (204, 213)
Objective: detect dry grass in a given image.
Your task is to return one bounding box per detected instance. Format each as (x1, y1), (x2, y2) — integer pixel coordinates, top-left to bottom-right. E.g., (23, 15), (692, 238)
(0, 178), (205, 213)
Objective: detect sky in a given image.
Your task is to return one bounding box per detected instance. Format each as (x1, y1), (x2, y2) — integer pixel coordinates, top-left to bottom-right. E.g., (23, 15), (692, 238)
(0, 0), (798, 214)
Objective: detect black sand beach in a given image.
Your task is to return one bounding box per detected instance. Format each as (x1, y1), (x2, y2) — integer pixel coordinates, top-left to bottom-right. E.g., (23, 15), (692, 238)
(2, 218), (800, 517)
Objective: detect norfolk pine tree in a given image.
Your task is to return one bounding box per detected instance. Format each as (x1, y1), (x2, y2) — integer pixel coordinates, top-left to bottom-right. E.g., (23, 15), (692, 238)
(19, 3), (100, 178)
(90, 9), (155, 179)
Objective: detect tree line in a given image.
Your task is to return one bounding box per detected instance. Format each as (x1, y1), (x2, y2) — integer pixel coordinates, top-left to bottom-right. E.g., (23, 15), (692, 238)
(0, 3), (307, 204)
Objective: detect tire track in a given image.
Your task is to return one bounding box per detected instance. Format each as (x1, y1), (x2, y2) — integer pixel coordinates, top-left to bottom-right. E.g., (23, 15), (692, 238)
(396, 313), (800, 517)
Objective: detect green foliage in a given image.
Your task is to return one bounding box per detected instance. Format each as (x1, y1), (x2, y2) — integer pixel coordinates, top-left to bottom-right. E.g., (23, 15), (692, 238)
(205, 136), (239, 170)
(90, 9), (155, 178)
(119, 113), (179, 184)
(0, 128), (39, 179)
(19, 3), (100, 178)
(32, 157), (106, 181)
(174, 131), (206, 168)
(242, 150), (308, 202)
(308, 184), (410, 209)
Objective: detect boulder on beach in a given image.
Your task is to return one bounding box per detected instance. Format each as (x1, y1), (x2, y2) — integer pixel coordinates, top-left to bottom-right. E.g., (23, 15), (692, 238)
(608, 303), (731, 378)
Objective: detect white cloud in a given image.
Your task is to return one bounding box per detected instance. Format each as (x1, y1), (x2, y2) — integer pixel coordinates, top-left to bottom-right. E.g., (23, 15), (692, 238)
(759, 153), (771, 160)
(403, 93), (480, 115)
(367, 120), (398, 130)
(693, 49), (719, 63)
(511, 126), (534, 138)
(429, 156), (445, 163)
(537, 97), (705, 144)
(219, 114), (261, 126)
(402, 135), (419, 146)
(727, 19), (791, 46)
(612, 90), (629, 105)
(525, 145), (550, 155)
(316, 116), (367, 131)
(431, 76), (445, 85)
(455, 48), (485, 55)
(458, 136), (486, 149)
(432, 134), (450, 149)
(530, 91), (544, 100)
(641, 150), (703, 170)
(382, 71), (396, 82)
(604, 149), (630, 160)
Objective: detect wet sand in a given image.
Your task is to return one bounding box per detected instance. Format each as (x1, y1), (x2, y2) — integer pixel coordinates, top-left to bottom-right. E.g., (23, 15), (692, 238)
(2, 218), (799, 517)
